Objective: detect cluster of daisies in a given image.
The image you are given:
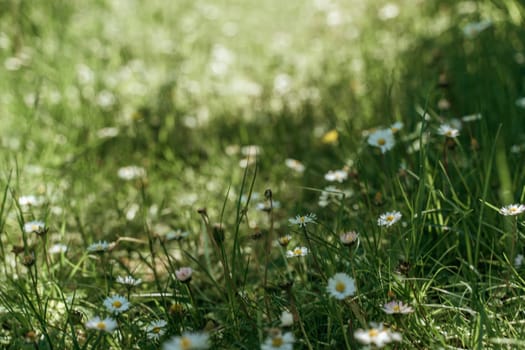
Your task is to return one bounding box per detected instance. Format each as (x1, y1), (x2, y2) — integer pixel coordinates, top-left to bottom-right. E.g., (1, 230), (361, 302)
(279, 210), (411, 348)
(85, 291), (169, 340)
(16, 178), (525, 350)
(84, 271), (209, 349)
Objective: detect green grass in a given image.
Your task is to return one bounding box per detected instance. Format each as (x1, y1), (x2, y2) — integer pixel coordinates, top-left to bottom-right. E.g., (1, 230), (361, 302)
(1, 0), (525, 349)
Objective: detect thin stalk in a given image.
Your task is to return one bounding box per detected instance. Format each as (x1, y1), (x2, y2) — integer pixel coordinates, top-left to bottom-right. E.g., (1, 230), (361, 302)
(301, 226), (327, 281)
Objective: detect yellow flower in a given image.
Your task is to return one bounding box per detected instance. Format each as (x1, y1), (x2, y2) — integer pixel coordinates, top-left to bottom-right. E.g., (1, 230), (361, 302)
(321, 129), (339, 144)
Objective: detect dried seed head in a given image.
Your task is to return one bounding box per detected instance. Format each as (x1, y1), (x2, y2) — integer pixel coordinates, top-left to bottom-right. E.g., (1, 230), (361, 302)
(396, 260), (411, 275)
(68, 310), (84, 325)
(251, 227), (263, 240)
(21, 252), (35, 267)
(11, 245), (25, 255)
(279, 279), (294, 291)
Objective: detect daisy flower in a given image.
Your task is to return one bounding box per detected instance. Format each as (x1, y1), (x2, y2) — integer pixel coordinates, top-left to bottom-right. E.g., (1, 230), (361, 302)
(162, 331), (210, 350)
(367, 128), (395, 153)
(437, 124), (460, 138)
(87, 240), (110, 253)
(48, 243), (68, 254)
(175, 267), (193, 283)
(324, 169), (348, 183)
(23, 221), (47, 235)
(146, 320), (168, 340)
(117, 165), (146, 180)
(286, 246), (308, 258)
(285, 158), (305, 173)
(85, 316), (117, 333)
(499, 204), (525, 216)
(288, 213), (316, 227)
(241, 145), (262, 157)
(103, 295), (130, 314)
(382, 300), (414, 314)
(261, 329), (295, 350)
(280, 310), (294, 327)
(18, 195), (44, 207)
(377, 211), (402, 227)
(116, 275), (142, 287)
(339, 231), (359, 246)
(239, 157), (256, 168)
(327, 272), (356, 300)
(390, 121), (403, 133)
(354, 323), (402, 348)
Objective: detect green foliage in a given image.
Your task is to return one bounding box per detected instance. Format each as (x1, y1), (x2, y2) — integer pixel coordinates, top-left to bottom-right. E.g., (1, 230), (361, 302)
(1, 0), (525, 349)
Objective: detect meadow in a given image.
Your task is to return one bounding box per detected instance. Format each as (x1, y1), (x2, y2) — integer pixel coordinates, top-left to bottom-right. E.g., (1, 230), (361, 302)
(1, 0), (525, 349)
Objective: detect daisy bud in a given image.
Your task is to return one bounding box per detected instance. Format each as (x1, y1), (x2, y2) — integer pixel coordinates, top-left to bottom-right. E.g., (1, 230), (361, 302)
(175, 267), (193, 283)
(438, 98), (450, 110)
(340, 231), (358, 246)
(197, 207), (207, 216)
(277, 234), (292, 247)
(169, 303), (185, 316)
(438, 72), (450, 88)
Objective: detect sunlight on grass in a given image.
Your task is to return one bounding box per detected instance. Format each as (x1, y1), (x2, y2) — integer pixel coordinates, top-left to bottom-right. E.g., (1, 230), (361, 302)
(1, 0), (525, 349)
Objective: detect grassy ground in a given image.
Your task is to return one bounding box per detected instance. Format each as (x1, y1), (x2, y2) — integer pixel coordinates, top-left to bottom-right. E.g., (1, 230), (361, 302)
(1, 0), (525, 349)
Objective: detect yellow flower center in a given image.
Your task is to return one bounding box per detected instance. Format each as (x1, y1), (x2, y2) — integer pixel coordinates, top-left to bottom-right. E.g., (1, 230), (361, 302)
(180, 337), (192, 350)
(112, 301), (122, 308)
(510, 207), (517, 213)
(294, 248), (302, 255)
(335, 281), (346, 293)
(393, 305), (400, 312)
(386, 215), (394, 222)
(445, 130), (453, 137)
(299, 217), (305, 222)
(96, 322), (106, 330)
(377, 138), (386, 146)
(152, 327), (161, 334)
(368, 329), (379, 337)
(272, 337), (284, 347)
